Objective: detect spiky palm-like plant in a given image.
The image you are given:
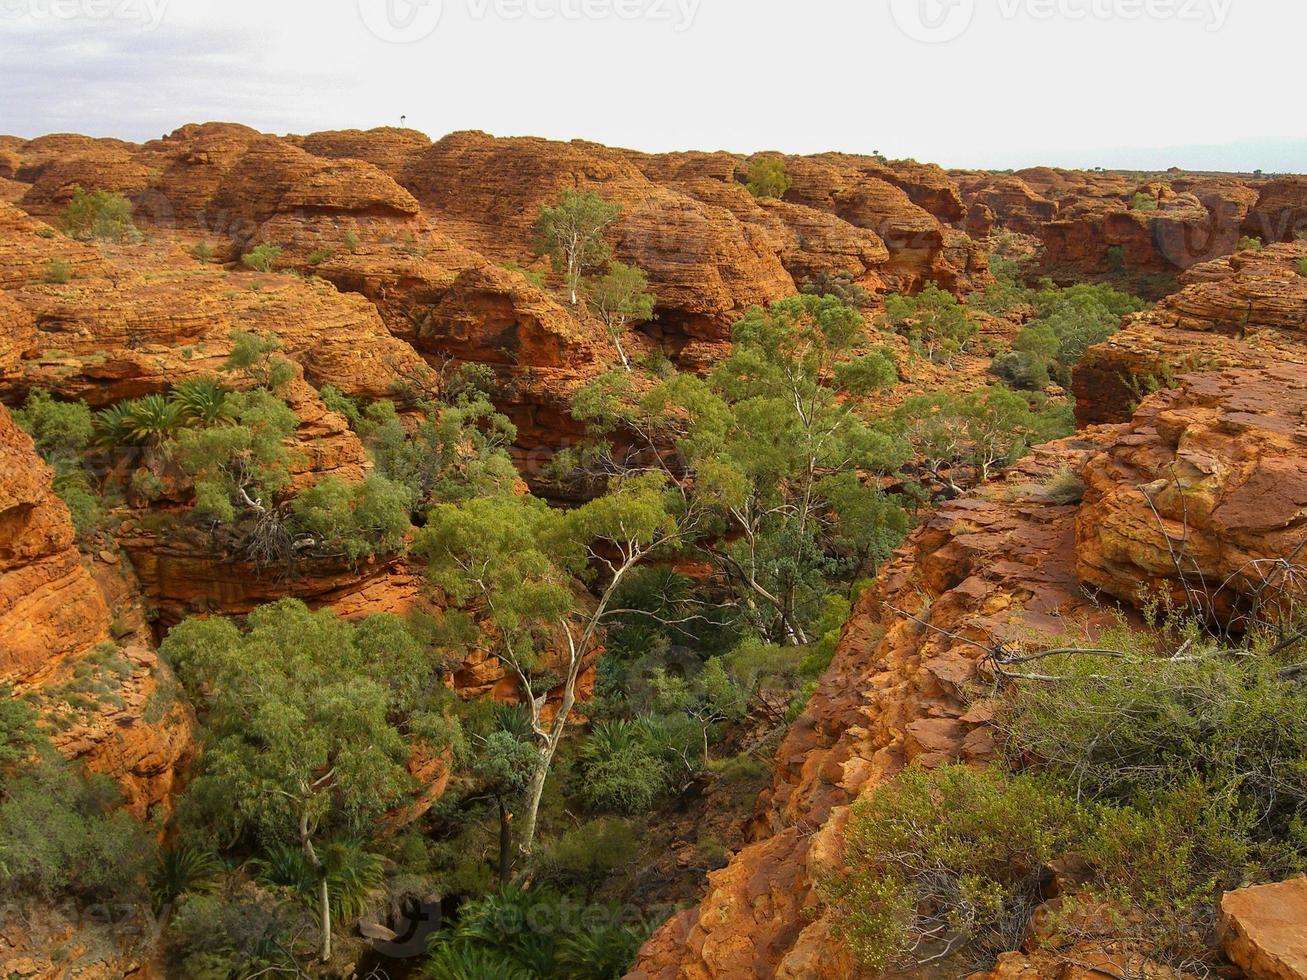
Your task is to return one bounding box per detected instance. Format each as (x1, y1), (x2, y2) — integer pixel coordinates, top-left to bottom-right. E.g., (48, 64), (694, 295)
(122, 393), (179, 445)
(149, 846), (223, 911)
(92, 403), (134, 449)
(171, 377), (235, 428)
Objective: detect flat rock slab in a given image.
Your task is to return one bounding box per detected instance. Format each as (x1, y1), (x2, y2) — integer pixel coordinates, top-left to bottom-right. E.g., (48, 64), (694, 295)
(1221, 877), (1307, 980)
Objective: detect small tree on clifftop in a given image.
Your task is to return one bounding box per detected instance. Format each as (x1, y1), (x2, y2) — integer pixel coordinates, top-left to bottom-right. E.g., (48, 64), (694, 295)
(534, 189), (622, 305)
(584, 260), (657, 371)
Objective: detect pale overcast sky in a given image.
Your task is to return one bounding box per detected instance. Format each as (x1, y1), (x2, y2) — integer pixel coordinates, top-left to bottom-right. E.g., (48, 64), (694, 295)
(1, 0), (1303, 171)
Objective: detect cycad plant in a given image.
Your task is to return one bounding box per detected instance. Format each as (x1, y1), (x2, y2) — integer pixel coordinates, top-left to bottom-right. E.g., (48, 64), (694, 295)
(121, 393), (179, 445)
(171, 377), (235, 428)
(149, 845), (224, 912)
(92, 403), (134, 449)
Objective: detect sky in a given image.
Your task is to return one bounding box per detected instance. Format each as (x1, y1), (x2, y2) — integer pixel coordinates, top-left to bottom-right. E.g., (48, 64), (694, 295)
(1, 0), (1303, 172)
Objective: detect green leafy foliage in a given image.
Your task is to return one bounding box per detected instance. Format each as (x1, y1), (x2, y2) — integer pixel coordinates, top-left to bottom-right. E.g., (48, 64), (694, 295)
(363, 368), (519, 516)
(1131, 191), (1159, 211)
(828, 622), (1307, 973)
(289, 473), (414, 562)
(0, 718), (154, 903)
(58, 186), (141, 243)
(43, 258), (72, 283)
(884, 284), (977, 363)
(991, 283), (1145, 390)
(571, 294), (907, 646)
(425, 887), (650, 979)
(534, 190), (622, 304)
(583, 260), (656, 369)
(826, 765), (1088, 972)
(224, 330), (295, 390)
(240, 242), (283, 272)
(890, 386), (1071, 489)
(190, 241), (214, 262)
(745, 156), (791, 199)
(14, 390), (102, 538)
(172, 388), (299, 522)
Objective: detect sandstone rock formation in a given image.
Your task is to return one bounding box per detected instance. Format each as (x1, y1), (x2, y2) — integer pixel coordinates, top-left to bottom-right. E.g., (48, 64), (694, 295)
(0, 404), (193, 817)
(629, 234), (1307, 980)
(1220, 877), (1307, 980)
(1073, 241), (1307, 424)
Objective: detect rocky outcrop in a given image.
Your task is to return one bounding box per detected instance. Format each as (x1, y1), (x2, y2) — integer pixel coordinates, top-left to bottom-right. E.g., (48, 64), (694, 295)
(1076, 363), (1307, 626)
(1073, 241), (1307, 425)
(1220, 878), (1307, 980)
(630, 244), (1307, 979)
(1244, 176), (1307, 244)
(0, 405), (193, 817)
(629, 434), (1119, 980)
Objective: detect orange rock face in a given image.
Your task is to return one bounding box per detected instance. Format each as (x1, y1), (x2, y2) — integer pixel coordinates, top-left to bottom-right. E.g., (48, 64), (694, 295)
(0, 405), (193, 818)
(1220, 877), (1307, 980)
(1073, 242), (1307, 425)
(629, 242), (1307, 979)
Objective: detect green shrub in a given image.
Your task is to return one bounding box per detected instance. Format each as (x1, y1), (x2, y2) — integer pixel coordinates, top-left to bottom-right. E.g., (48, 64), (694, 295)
(14, 389), (93, 460)
(1296, 258), (1307, 277)
(542, 817), (638, 894)
(998, 624), (1307, 837)
(240, 243), (282, 272)
(190, 241), (214, 262)
(501, 261), (547, 288)
(342, 230), (361, 252)
(577, 720), (672, 814)
(167, 884), (303, 979)
(1041, 465), (1085, 504)
(173, 388), (299, 523)
(826, 765), (1088, 972)
(1131, 191), (1159, 211)
(43, 258), (73, 283)
(305, 246), (335, 265)
(170, 377), (235, 428)
(289, 473), (414, 562)
(224, 330), (296, 391)
(1237, 235), (1263, 252)
(149, 846), (223, 911)
(317, 384), (362, 428)
(0, 751), (155, 902)
(995, 282), (1145, 390)
(58, 186), (140, 243)
(745, 156), (791, 199)
(799, 270), (875, 309)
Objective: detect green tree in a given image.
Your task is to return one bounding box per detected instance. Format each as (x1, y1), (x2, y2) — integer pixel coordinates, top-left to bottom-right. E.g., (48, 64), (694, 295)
(0, 701), (154, 904)
(892, 386), (1066, 493)
(573, 295), (906, 645)
(884, 284), (977, 363)
(173, 388), (299, 523)
(534, 190), (622, 305)
(224, 330), (296, 390)
(362, 367), (519, 516)
(58, 186), (141, 243)
(745, 156), (792, 199)
(584, 261), (657, 371)
(162, 600), (459, 963)
(469, 729), (538, 886)
(289, 473), (414, 563)
(416, 475), (679, 855)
